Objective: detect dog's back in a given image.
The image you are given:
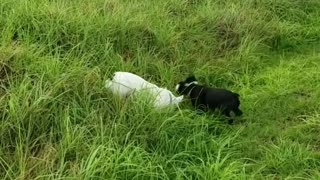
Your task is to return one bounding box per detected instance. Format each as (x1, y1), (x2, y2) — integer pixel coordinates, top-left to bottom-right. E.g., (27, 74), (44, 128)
(105, 72), (158, 97)
(113, 72), (157, 89)
(188, 85), (241, 115)
(203, 87), (239, 107)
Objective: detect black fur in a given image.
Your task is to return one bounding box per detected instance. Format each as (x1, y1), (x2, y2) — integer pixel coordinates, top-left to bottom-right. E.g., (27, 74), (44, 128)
(176, 76), (243, 123)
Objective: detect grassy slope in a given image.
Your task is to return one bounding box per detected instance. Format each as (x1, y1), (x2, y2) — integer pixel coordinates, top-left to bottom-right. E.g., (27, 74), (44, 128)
(1, 0), (320, 179)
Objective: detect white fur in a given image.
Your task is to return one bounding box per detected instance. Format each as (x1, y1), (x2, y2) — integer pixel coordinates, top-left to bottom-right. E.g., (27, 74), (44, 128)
(105, 72), (157, 97)
(105, 72), (183, 108)
(150, 87), (184, 108)
(185, 81), (198, 87)
(175, 81), (198, 91)
(175, 81), (199, 97)
(175, 84), (180, 91)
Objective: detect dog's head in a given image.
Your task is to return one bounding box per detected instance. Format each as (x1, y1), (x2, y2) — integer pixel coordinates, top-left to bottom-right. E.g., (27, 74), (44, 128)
(175, 75), (198, 95)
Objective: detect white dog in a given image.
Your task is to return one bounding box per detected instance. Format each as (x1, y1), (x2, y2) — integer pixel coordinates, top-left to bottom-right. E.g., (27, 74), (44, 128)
(105, 72), (184, 108)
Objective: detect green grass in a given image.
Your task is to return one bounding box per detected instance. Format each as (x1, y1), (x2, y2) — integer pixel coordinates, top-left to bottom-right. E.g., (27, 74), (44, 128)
(1, 0), (320, 179)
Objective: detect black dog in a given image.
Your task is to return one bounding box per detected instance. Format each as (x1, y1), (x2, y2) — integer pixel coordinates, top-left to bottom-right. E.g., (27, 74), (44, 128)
(175, 76), (242, 124)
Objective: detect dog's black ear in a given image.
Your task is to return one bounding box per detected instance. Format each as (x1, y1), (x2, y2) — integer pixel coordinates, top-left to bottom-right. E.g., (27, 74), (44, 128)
(185, 75), (197, 83)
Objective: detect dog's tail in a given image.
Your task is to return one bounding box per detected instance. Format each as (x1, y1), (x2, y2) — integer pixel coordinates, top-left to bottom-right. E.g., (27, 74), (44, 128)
(233, 93), (240, 97)
(234, 108), (243, 116)
(232, 92), (241, 107)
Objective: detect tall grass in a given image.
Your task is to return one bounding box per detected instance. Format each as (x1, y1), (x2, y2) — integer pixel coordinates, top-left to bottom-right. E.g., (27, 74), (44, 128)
(1, 0), (320, 179)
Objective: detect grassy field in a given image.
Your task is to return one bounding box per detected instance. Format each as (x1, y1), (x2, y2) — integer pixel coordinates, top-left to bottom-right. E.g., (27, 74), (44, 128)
(1, 0), (320, 179)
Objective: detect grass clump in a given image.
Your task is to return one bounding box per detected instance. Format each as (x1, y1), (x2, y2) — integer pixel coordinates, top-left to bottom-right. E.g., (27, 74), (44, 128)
(1, 0), (320, 179)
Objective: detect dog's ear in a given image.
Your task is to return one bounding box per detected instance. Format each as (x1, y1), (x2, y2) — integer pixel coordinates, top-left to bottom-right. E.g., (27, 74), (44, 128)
(185, 75), (197, 83)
